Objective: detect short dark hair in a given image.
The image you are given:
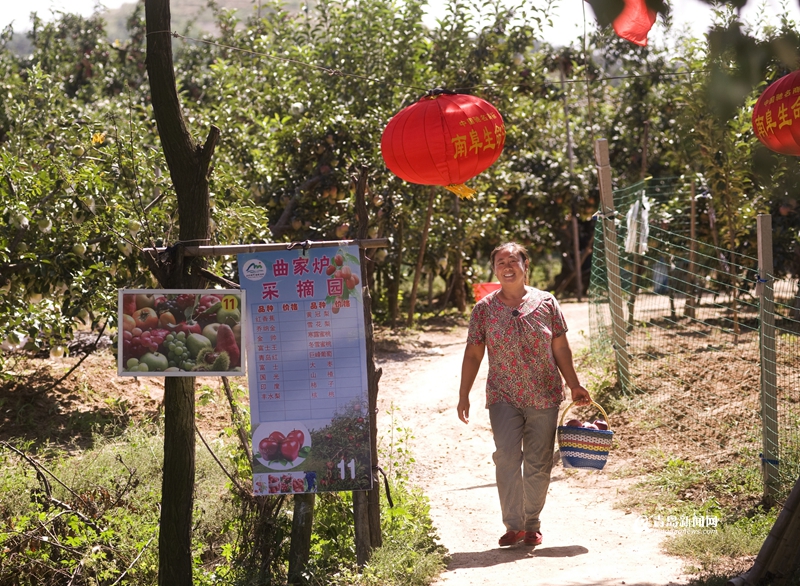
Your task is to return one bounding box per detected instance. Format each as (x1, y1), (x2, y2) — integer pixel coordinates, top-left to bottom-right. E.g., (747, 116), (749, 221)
(490, 242), (530, 267)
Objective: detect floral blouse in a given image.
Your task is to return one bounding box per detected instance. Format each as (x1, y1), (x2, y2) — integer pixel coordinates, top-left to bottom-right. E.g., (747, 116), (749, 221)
(466, 287), (567, 410)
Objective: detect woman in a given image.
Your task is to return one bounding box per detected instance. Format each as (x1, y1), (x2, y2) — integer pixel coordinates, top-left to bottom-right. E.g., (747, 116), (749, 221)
(457, 242), (591, 547)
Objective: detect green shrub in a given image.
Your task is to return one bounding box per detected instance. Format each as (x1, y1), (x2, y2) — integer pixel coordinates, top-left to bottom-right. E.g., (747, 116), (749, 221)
(0, 424), (240, 585)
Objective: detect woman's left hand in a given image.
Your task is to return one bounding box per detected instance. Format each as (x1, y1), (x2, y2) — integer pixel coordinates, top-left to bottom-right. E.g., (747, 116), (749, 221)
(570, 385), (592, 406)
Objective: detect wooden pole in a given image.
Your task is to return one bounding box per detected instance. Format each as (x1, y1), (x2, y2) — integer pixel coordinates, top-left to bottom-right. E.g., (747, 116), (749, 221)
(685, 180), (698, 319)
(757, 214), (779, 504)
(287, 494), (315, 584)
(594, 139), (630, 390)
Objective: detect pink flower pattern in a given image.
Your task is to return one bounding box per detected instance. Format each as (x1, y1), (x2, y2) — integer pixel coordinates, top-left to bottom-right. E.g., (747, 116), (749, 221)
(466, 287), (567, 409)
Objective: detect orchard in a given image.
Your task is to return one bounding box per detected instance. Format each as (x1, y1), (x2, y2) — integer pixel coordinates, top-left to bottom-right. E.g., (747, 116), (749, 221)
(1, 0), (800, 584)
(1, 1), (799, 363)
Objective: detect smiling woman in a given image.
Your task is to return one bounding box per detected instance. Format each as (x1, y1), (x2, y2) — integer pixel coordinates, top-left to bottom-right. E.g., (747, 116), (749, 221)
(456, 241), (591, 548)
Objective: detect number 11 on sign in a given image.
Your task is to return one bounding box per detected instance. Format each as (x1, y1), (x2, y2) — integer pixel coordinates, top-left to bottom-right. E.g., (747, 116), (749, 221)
(338, 458), (356, 480)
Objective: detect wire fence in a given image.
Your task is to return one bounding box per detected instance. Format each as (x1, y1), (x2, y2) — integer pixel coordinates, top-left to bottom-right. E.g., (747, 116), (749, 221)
(589, 176), (800, 497)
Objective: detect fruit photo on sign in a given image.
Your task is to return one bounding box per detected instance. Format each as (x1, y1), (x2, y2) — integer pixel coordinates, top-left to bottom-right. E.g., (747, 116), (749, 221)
(324, 249), (362, 314)
(118, 290), (243, 376)
(252, 422), (312, 471)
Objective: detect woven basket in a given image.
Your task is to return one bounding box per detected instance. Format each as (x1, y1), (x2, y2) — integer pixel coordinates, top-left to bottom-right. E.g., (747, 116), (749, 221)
(557, 400), (614, 470)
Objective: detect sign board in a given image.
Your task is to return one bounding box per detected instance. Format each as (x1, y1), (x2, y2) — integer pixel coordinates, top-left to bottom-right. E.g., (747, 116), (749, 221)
(118, 289), (245, 377)
(238, 245), (372, 495)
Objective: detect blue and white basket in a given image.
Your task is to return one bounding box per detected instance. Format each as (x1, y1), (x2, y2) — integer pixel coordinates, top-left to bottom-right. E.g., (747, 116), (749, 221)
(557, 400), (614, 470)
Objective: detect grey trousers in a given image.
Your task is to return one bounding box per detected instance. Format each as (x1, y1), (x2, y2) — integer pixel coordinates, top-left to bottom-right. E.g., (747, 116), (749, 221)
(488, 402), (559, 532)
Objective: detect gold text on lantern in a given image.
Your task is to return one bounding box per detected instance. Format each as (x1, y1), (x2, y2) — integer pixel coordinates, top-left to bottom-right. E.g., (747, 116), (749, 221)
(458, 112), (499, 127)
(451, 124), (505, 158)
(779, 103), (792, 128)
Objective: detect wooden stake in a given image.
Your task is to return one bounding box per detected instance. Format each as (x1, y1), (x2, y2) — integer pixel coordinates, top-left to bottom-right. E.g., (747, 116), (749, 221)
(287, 494), (315, 584)
(594, 139), (631, 389)
(685, 181), (698, 319)
(758, 214), (779, 504)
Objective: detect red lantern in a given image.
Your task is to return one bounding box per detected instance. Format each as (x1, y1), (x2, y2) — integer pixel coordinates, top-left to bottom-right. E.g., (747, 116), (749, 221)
(380, 91), (506, 199)
(752, 70), (800, 156)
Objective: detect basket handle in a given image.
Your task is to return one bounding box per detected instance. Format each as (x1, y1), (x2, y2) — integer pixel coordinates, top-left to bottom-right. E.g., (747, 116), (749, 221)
(559, 400), (611, 428)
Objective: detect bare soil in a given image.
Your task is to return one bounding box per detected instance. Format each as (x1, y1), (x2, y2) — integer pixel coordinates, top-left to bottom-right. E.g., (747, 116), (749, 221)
(0, 301), (745, 585)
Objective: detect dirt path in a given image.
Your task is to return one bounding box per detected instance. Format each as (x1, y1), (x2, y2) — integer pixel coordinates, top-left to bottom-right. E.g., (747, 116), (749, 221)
(375, 301), (690, 586)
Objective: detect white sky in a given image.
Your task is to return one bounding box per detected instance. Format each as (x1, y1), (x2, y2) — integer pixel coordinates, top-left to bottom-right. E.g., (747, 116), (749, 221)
(2, 0), (800, 47)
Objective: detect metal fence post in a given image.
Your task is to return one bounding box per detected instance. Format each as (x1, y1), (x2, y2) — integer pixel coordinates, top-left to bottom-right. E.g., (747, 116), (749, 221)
(594, 139), (631, 391)
(757, 214), (779, 503)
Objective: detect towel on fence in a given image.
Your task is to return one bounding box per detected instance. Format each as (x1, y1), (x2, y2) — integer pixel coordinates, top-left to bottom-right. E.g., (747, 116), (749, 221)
(625, 195), (650, 255)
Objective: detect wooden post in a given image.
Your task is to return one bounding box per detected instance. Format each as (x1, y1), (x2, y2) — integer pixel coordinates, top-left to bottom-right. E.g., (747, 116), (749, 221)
(355, 168), (383, 566)
(287, 494), (315, 584)
(757, 214), (779, 504)
(685, 181), (698, 319)
(594, 139), (630, 390)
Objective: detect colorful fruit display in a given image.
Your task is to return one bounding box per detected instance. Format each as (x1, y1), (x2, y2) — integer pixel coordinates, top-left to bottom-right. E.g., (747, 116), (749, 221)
(118, 290), (244, 375)
(324, 249), (361, 314)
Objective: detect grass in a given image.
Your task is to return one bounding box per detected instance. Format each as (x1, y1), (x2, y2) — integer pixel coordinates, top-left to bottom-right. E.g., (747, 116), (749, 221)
(574, 343), (784, 584)
(0, 423), (242, 585)
(0, 397), (447, 586)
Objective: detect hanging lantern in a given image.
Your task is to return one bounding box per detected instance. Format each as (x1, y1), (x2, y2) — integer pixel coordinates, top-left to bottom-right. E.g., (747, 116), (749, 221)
(752, 70), (800, 156)
(380, 90), (506, 199)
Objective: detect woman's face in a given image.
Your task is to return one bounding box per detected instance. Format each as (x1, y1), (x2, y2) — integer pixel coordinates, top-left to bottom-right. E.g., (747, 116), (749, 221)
(493, 248), (527, 286)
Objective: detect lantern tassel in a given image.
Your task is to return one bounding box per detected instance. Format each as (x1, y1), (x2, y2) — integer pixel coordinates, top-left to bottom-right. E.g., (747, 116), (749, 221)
(444, 183), (477, 200)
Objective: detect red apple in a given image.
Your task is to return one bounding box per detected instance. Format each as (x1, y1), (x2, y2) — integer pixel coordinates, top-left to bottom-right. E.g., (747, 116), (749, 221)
(594, 419), (609, 431)
(287, 429), (305, 445)
(268, 430), (286, 444)
(259, 438), (280, 460)
(123, 294), (137, 316)
(565, 419), (582, 427)
(280, 438), (301, 462)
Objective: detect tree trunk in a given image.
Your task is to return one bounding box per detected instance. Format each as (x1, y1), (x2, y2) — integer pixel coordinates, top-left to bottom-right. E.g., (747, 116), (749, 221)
(144, 1), (217, 584)
(407, 188), (435, 327)
(159, 378), (196, 585)
(452, 195), (466, 313)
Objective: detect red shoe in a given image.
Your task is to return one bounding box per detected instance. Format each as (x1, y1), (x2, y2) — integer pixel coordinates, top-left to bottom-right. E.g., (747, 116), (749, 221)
(524, 530), (543, 546)
(498, 530), (525, 546)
